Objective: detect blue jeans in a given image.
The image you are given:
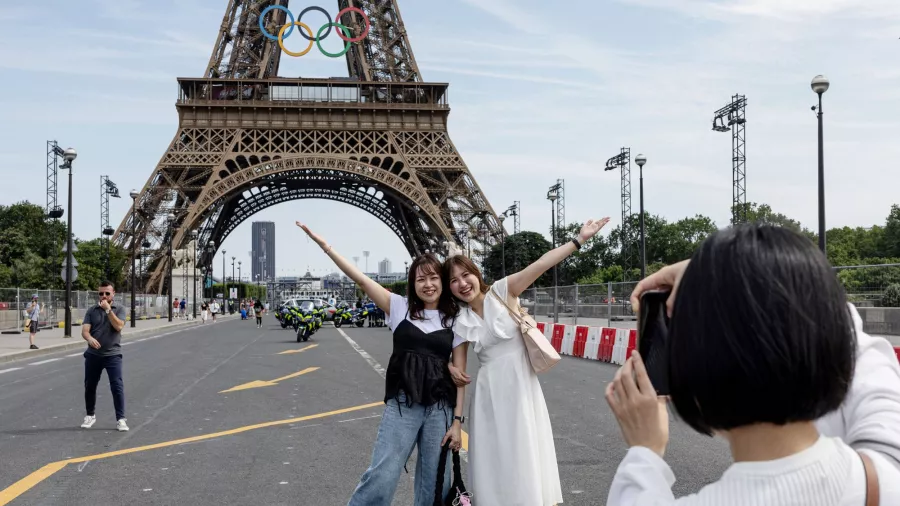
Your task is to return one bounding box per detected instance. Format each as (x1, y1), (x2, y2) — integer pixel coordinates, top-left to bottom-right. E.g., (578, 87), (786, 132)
(348, 393), (452, 506)
(84, 352), (125, 420)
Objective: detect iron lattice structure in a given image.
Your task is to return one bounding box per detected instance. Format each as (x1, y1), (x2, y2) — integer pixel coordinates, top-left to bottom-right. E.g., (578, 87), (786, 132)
(712, 94), (747, 224)
(46, 141), (64, 219)
(555, 179), (565, 239)
(100, 176), (120, 279)
(114, 0), (502, 293)
(605, 148), (633, 281)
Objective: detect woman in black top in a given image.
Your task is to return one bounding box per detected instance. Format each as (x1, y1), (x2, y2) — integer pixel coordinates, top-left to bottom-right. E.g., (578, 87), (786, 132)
(296, 222), (464, 506)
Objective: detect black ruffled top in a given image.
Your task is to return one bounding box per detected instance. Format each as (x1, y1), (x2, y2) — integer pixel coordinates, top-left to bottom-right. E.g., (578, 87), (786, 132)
(384, 319), (456, 409)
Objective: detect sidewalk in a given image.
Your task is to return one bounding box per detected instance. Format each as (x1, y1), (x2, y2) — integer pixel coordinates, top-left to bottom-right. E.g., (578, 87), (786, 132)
(0, 315), (235, 365)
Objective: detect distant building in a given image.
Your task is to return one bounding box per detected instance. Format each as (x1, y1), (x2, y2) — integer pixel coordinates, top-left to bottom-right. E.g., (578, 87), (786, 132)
(251, 222), (275, 282)
(378, 258), (391, 275)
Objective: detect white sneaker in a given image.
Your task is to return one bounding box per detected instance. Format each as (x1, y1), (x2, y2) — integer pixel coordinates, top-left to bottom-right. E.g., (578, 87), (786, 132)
(81, 415), (96, 429)
(117, 419), (129, 432)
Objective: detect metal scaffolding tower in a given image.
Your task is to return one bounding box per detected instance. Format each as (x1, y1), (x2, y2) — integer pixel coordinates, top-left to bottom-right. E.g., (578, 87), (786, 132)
(712, 94), (748, 224)
(46, 141), (65, 219)
(101, 176), (121, 279)
(605, 147), (633, 281)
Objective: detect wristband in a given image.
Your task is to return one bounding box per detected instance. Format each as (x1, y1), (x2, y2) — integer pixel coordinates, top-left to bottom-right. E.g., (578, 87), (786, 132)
(571, 238), (582, 250)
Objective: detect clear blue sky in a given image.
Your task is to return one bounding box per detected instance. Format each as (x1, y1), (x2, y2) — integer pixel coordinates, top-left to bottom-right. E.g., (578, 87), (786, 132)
(1, 0), (898, 282)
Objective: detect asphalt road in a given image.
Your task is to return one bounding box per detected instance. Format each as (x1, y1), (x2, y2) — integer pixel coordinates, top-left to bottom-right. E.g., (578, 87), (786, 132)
(0, 316), (731, 505)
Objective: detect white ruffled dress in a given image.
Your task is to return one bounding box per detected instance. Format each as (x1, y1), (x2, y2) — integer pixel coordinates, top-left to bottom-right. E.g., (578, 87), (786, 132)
(453, 277), (564, 506)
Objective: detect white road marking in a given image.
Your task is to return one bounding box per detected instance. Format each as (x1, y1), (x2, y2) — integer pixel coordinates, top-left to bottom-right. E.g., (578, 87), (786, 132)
(66, 352), (83, 357)
(0, 367), (23, 375)
(336, 328), (386, 379)
(338, 415), (382, 423)
(29, 358), (61, 365)
(121, 342), (133, 346)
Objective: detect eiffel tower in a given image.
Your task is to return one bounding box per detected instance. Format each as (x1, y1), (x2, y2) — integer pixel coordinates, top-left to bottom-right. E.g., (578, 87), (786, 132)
(114, 0), (503, 293)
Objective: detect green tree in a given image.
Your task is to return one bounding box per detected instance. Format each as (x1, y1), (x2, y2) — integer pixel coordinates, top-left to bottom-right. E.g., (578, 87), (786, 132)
(734, 202), (806, 233)
(483, 232), (553, 285)
(882, 205), (900, 258)
(71, 238), (128, 291)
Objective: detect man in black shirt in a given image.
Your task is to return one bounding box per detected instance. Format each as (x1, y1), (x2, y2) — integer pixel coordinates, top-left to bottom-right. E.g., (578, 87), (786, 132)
(254, 299), (265, 328)
(80, 280), (129, 432)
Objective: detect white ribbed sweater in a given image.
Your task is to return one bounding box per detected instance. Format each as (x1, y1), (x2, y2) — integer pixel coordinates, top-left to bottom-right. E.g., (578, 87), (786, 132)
(608, 435), (900, 505)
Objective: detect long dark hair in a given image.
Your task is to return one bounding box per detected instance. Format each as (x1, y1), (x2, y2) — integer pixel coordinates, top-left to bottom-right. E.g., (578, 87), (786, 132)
(407, 253), (458, 328)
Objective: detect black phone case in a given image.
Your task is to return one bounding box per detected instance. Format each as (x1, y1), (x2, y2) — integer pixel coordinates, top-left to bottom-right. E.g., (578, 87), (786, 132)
(638, 292), (670, 395)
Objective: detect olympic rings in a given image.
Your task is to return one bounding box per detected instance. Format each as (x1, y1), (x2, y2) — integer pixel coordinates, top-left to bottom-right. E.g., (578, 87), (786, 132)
(258, 4), (370, 58)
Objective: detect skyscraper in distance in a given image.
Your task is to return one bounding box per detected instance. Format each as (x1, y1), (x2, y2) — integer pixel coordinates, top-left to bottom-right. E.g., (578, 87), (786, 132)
(251, 222), (275, 282)
(378, 258), (391, 275)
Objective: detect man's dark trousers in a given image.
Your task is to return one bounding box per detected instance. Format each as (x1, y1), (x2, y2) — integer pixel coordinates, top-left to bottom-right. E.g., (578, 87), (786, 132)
(84, 352), (125, 420)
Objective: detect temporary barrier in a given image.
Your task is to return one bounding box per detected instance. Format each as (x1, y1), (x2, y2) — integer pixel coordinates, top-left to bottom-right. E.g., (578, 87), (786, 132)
(561, 325), (576, 356)
(612, 328), (631, 365)
(551, 324), (565, 353)
(542, 321), (553, 341)
(895, 347), (900, 363)
(536, 322), (546, 335)
(584, 326), (601, 360)
(599, 328), (616, 362)
(573, 326), (589, 358)
(625, 329), (637, 360)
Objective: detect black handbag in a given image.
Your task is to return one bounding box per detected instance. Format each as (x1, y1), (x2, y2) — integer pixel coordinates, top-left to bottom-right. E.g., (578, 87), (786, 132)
(433, 441), (472, 506)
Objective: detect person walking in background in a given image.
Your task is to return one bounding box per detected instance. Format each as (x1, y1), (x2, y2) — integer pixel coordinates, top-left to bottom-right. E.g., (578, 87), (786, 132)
(80, 280), (129, 432)
(179, 297), (187, 319)
(210, 300), (219, 322)
(201, 300), (209, 324)
(445, 217), (610, 506)
(27, 294), (41, 349)
(606, 224), (900, 505)
(254, 298), (264, 328)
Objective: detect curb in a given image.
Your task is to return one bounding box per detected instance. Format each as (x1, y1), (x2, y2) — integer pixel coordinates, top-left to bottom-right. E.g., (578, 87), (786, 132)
(0, 319), (203, 366)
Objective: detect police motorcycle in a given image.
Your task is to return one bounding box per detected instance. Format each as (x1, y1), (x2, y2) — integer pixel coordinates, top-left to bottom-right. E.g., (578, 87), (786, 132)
(349, 306), (369, 328)
(332, 303), (352, 328)
(296, 308), (315, 342)
(276, 304), (291, 329)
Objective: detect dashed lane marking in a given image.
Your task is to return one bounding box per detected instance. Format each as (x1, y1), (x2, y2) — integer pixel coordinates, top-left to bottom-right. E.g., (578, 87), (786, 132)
(28, 359), (61, 365)
(0, 367), (23, 375)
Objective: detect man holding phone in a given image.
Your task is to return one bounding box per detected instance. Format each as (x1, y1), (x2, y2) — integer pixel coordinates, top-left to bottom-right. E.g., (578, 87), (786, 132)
(80, 280), (129, 432)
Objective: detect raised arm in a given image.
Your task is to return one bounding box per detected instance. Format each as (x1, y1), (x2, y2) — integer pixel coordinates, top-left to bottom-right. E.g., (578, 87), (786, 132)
(507, 217), (610, 298)
(296, 221), (391, 313)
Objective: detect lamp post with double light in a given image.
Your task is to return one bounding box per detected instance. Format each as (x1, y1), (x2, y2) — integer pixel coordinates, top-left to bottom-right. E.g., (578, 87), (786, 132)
(62, 148), (77, 338)
(231, 256), (236, 313)
(634, 154), (648, 279)
(811, 75), (829, 253)
(166, 213), (175, 322)
(129, 190), (139, 328)
(237, 261), (242, 298)
(547, 183), (561, 324)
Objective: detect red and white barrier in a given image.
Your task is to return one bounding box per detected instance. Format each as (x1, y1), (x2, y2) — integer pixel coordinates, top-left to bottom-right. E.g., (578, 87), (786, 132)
(537, 324), (900, 367)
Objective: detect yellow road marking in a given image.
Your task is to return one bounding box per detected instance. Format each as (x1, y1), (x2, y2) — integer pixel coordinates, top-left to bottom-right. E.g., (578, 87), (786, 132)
(219, 367), (319, 393)
(0, 461), (68, 506)
(277, 344), (318, 355)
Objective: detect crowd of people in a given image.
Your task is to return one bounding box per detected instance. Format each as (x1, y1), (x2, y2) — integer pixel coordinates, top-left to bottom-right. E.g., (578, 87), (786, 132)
(297, 218), (900, 506)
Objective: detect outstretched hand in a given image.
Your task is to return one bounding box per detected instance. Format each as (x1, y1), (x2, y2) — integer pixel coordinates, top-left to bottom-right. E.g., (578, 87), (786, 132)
(577, 217), (611, 243)
(296, 221), (328, 250)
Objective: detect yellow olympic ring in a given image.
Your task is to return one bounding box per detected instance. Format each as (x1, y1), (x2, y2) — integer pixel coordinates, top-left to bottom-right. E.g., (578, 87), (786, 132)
(278, 22), (314, 57)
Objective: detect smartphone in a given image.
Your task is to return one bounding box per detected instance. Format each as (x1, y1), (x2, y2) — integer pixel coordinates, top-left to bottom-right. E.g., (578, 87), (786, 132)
(637, 290), (671, 396)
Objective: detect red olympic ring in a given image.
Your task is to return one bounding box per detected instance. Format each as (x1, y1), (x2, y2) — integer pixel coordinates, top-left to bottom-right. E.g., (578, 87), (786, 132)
(335, 7), (370, 43)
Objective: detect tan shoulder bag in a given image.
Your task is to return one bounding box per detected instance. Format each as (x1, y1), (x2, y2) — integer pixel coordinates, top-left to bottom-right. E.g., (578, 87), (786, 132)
(490, 287), (561, 374)
(859, 451), (880, 506)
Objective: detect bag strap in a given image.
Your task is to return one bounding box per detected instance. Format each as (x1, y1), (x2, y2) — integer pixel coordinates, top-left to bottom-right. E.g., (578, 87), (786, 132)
(434, 442), (450, 506)
(858, 451), (880, 506)
(489, 287), (523, 325)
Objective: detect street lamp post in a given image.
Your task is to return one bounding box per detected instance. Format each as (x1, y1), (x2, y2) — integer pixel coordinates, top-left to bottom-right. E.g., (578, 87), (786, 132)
(166, 213), (175, 322)
(547, 184), (560, 324)
(499, 214), (507, 278)
(62, 148), (77, 338)
(238, 261), (242, 298)
(206, 244), (215, 300)
(222, 250), (227, 311)
(191, 230), (198, 319)
(129, 190), (139, 328)
(812, 75), (830, 253)
(231, 256), (236, 311)
(635, 154), (648, 279)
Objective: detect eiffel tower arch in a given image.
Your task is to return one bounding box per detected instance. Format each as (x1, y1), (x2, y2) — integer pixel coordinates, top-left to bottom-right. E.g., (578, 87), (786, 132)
(113, 0), (503, 293)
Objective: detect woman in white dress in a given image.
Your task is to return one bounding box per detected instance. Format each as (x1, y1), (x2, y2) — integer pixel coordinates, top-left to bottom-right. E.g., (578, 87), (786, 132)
(445, 217), (611, 506)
